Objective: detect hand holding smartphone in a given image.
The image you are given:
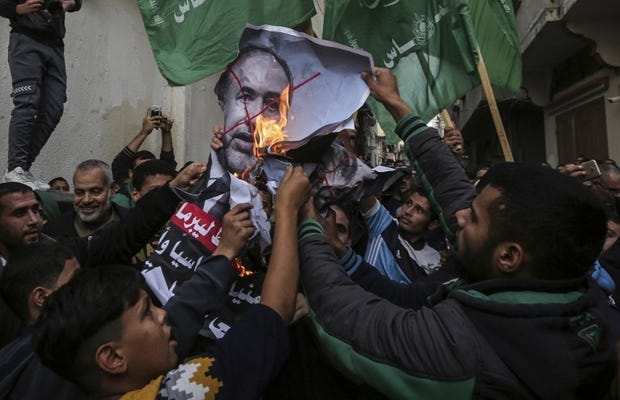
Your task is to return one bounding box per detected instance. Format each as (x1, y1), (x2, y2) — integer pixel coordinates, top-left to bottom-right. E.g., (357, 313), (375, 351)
(580, 159), (601, 181)
(150, 105), (161, 117)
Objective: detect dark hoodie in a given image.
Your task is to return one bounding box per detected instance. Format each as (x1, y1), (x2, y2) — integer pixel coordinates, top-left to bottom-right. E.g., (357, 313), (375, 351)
(450, 277), (616, 399)
(0, 0), (82, 46)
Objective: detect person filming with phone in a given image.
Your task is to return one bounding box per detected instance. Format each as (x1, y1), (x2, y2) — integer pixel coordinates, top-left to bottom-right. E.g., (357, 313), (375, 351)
(591, 162), (620, 207)
(0, 0), (81, 190)
(560, 159), (620, 207)
(110, 106), (178, 208)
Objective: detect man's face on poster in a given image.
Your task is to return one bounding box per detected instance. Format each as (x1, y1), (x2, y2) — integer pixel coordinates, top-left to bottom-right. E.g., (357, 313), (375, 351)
(218, 50), (290, 175)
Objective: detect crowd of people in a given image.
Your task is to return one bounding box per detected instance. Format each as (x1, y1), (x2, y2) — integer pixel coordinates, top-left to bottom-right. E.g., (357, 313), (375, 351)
(2, 3), (620, 400)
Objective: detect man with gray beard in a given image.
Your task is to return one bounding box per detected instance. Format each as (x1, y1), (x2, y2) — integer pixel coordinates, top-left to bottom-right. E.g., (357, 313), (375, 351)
(43, 160), (128, 240)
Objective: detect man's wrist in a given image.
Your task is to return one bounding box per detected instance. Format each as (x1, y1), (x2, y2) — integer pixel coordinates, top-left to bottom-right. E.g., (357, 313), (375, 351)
(213, 246), (237, 261)
(334, 242), (347, 258)
(139, 128), (152, 136)
(384, 98), (412, 122)
(275, 206), (299, 221)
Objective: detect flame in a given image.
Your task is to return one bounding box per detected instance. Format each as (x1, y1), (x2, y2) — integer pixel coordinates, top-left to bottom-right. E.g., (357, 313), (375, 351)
(253, 85), (290, 158)
(232, 257), (254, 277)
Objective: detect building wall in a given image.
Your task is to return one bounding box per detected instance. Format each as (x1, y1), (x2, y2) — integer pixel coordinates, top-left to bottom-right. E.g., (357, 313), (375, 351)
(604, 71), (620, 162)
(518, 0), (620, 165)
(541, 58), (620, 165)
(0, 0), (223, 186)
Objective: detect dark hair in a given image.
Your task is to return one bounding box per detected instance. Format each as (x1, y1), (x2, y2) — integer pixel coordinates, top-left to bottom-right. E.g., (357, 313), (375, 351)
(35, 265), (143, 392)
(214, 46), (294, 107)
(131, 159), (176, 191)
(130, 151), (157, 172)
(481, 163), (606, 279)
(0, 182), (33, 213)
(598, 162), (620, 179)
(48, 177), (69, 187)
(134, 150), (156, 162)
(0, 243), (75, 322)
(605, 203), (620, 224)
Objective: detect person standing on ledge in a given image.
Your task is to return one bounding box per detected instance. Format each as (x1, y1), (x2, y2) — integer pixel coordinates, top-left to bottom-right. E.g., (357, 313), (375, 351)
(0, 0), (81, 190)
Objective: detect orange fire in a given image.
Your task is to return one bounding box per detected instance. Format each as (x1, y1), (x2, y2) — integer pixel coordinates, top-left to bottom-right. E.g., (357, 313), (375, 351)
(253, 85), (290, 158)
(232, 257), (254, 277)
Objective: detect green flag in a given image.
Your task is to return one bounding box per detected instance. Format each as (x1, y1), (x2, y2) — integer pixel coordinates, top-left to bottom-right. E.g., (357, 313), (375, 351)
(137, 0), (316, 85)
(323, 0), (521, 144)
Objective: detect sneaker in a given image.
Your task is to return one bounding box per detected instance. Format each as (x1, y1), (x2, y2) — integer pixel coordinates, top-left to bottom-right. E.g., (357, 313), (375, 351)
(4, 167), (50, 191)
(29, 173), (51, 191)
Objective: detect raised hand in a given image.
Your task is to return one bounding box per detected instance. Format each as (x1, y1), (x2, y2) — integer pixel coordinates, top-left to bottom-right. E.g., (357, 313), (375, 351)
(559, 163), (586, 180)
(142, 108), (162, 133)
(169, 162), (207, 191)
(275, 166), (311, 216)
(161, 115), (174, 134)
(16, 0), (43, 14)
(213, 203), (255, 260)
(361, 68), (411, 122)
(211, 125), (225, 151)
(443, 127), (464, 159)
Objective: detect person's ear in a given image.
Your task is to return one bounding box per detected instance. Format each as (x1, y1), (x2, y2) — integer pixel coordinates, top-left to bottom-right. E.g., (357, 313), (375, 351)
(32, 286), (51, 309)
(95, 342), (127, 375)
(131, 188), (139, 204)
(493, 242), (524, 275)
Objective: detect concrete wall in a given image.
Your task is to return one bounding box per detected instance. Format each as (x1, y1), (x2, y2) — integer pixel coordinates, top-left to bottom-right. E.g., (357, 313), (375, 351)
(0, 0), (223, 186)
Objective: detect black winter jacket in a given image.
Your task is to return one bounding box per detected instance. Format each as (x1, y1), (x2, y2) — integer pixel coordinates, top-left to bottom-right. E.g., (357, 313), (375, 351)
(0, 0), (81, 45)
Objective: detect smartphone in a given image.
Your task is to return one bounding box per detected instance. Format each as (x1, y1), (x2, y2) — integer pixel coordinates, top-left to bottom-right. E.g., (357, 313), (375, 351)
(581, 159), (601, 181)
(150, 105), (161, 117)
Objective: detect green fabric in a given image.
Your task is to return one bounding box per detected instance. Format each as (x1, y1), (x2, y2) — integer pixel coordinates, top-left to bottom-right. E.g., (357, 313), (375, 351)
(137, 0), (316, 85)
(411, 155), (456, 244)
(35, 190), (61, 221)
(323, 0), (521, 144)
(395, 114), (457, 244)
(309, 312), (475, 400)
(112, 193), (133, 209)
(462, 289), (584, 304)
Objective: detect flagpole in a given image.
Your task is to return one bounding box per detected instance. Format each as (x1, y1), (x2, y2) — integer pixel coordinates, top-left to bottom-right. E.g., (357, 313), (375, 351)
(476, 45), (514, 162)
(440, 109), (463, 154)
(440, 109), (453, 129)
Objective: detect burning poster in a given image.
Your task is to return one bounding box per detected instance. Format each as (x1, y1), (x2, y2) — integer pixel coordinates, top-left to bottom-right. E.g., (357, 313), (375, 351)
(142, 25), (375, 344)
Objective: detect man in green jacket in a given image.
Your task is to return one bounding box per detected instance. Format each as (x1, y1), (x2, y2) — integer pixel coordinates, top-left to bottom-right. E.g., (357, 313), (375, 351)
(297, 68), (616, 399)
